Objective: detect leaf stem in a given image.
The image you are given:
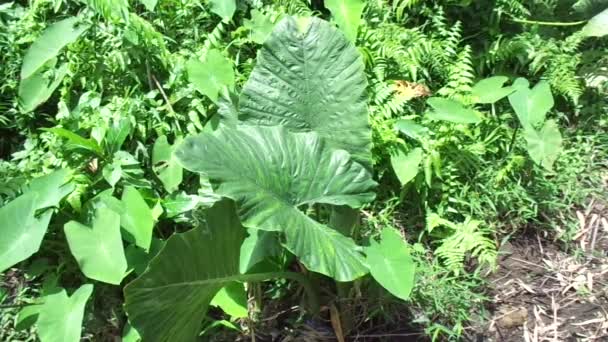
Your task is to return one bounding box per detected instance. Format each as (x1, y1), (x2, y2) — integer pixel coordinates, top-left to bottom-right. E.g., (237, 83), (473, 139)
(509, 18), (586, 26)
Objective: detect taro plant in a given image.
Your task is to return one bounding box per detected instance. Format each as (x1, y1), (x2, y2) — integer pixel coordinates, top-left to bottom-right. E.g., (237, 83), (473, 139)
(123, 16), (416, 341)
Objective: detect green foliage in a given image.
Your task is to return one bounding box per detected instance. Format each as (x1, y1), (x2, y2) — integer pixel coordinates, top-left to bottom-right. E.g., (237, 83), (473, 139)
(325, 0), (365, 42)
(37, 284), (93, 342)
(64, 207), (127, 284)
(239, 16), (371, 167)
(366, 227), (416, 300)
(0, 0), (606, 340)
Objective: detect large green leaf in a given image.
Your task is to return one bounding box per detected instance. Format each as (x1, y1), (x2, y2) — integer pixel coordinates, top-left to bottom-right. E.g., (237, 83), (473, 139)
(325, 0), (365, 42)
(426, 97), (482, 124)
(152, 136), (183, 193)
(0, 193), (51, 272)
(187, 49), (235, 103)
(471, 76), (515, 104)
(523, 120), (562, 171)
(125, 200), (301, 342)
(19, 64), (69, 112)
(508, 79), (554, 129)
(23, 169), (75, 210)
(64, 207), (127, 284)
(0, 170), (74, 272)
(21, 17), (89, 79)
(366, 228), (416, 301)
(37, 284), (93, 342)
(391, 148), (423, 186)
(582, 8), (608, 37)
(239, 16), (371, 168)
(121, 186), (154, 250)
(176, 125), (375, 281)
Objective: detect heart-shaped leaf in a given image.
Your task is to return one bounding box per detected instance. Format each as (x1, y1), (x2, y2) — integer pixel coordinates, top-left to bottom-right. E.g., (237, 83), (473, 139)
(366, 228), (416, 301)
(64, 207), (127, 284)
(508, 79), (554, 129)
(471, 76), (515, 104)
(37, 284), (93, 342)
(239, 16), (371, 168)
(176, 125), (376, 281)
(121, 186), (154, 250)
(187, 49), (235, 103)
(523, 120), (562, 170)
(152, 136), (183, 193)
(0, 170), (74, 272)
(426, 97), (482, 124)
(391, 148), (424, 186)
(209, 0), (236, 21)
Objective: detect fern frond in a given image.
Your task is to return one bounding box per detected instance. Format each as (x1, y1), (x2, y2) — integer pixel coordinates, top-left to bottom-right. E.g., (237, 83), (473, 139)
(431, 216), (498, 274)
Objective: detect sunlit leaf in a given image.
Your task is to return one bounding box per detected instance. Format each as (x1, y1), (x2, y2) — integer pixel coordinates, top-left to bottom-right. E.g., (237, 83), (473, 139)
(211, 282), (248, 318)
(0, 170), (74, 272)
(508, 79), (554, 129)
(244, 9), (277, 44)
(121, 186), (154, 250)
(125, 200), (288, 341)
(426, 97), (482, 124)
(471, 76), (515, 104)
(19, 64), (69, 112)
(523, 120), (562, 170)
(64, 207), (127, 284)
(209, 0), (236, 21)
(391, 148), (423, 186)
(176, 125), (375, 281)
(582, 8), (608, 37)
(325, 0), (365, 42)
(239, 16), (371, 168)
(37, 284), (93, 342)
(187, 49), (235, 103)
(21, 17), (89, 79)
(366, 228), (415, 301)
(152, 136), (183, 193)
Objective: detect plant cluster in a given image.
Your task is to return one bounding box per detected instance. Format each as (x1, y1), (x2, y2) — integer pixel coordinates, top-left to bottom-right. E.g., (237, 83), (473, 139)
(1, 0), (607, 341)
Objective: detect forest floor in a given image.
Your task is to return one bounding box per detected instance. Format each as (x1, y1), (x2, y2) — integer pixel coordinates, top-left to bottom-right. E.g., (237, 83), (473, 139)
(476, 197), (608, 342)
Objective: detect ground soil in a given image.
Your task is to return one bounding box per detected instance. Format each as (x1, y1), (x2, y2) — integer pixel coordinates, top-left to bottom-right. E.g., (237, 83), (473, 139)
(476, 200), (608, 342)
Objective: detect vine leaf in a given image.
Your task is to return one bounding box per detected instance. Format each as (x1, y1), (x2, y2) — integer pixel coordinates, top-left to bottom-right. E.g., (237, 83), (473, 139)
(176, 125), (376, 281)
(239, 16), (371, 168)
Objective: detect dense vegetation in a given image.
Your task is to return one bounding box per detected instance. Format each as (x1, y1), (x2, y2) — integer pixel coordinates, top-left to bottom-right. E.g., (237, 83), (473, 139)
(0, 0), (606, 341)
